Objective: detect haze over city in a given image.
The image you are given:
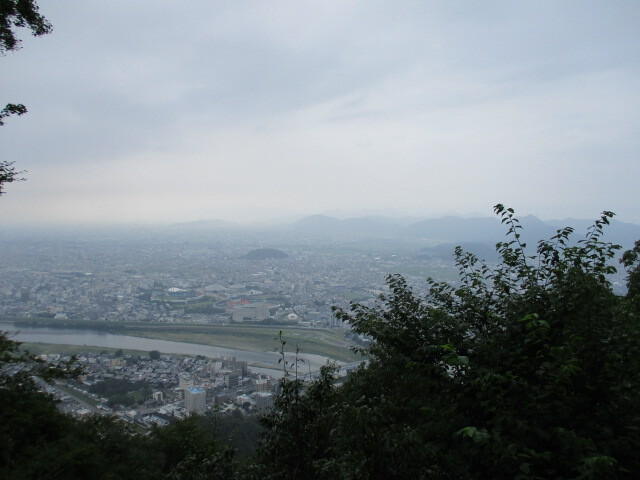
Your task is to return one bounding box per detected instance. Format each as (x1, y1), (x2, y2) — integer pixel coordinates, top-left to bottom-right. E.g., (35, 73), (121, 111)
(2, 0), (639, 225)
(4, 3), (640, 478)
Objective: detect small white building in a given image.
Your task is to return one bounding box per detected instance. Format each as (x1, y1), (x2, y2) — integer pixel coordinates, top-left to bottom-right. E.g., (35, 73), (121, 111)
(232, 303), (270, 322)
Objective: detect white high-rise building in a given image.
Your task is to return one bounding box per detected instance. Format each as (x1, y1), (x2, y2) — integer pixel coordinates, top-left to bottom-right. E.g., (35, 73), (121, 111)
(184, 387), (206, 413)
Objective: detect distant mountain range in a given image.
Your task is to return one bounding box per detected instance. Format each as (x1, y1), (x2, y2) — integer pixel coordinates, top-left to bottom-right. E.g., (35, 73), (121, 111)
(288, 214), (406, 236)
(169, 214), (640, 249)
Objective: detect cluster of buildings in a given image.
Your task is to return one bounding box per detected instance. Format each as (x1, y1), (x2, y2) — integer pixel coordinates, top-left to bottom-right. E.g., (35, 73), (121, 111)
(0, 234), (451, 327)
(0, 232), (448, 426)
(39, 350), (279, 427)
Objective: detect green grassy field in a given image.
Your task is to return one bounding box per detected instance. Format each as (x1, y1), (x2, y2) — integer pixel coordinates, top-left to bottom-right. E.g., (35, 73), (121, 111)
(124, 324), (361, 362)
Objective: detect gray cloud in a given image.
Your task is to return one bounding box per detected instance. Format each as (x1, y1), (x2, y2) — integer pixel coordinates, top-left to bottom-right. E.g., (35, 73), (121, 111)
(1, 0), (639, 224)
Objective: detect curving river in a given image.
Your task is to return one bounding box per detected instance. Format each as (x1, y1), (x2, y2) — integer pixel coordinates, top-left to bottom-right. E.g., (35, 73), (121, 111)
(0, 321), (339, 377)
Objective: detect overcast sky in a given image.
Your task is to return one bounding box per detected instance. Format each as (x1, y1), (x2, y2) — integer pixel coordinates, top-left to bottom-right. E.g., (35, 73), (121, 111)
(1, 0), (639, 225)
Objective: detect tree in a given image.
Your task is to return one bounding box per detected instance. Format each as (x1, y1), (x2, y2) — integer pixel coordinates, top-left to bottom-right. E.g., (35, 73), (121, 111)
(251, 205), (640, 479)
(621, 240), (640, 300)
(149, 349), (161, 360)
(0, 332), (87, 478)
(1, 0), (52, 195)
(0, 160), (23, 196)
(250, 364), (339, 480)
(0, 0), (52, 53)
(0, 332), (239, 478)
(151, 416), (237, 479)
(0, 103), (27, 126)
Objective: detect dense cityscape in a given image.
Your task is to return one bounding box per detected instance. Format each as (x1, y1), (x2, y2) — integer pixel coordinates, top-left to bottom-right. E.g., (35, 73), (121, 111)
(0, 228), (448, 424)
(1, 220), (633, 429)
(0, 229), (454, 326)
(32, 350), (279, 426)
(2, 1), (639, 477)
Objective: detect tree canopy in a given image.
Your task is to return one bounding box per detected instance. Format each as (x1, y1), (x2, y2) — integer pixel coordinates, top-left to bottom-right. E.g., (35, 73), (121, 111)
(0, 0), (51, 53)
(250, 205), (640, 479)
(0, 334), (236, 479)
(1, 0), (51, 195)
(1, 206), (639, 478)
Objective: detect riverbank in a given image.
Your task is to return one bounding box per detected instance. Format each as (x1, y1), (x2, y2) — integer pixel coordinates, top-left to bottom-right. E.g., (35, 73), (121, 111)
(2, 317), (360, 362)
(19, 342), (161, 358)
(19, 342), (291, 375)
(1, 320), (361, 375)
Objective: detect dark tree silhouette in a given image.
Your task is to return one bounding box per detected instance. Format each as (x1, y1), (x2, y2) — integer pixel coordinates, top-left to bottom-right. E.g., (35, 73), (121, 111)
(1, 1), (52, 194)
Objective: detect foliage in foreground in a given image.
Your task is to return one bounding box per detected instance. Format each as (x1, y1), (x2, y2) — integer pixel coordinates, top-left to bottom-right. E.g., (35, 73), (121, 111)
(1, 206), (640, 479)
(1, 0), (53, 194)
(0, 337), (236, 479)
(250, 206), (640, 479)
(0, 376), (236, 479)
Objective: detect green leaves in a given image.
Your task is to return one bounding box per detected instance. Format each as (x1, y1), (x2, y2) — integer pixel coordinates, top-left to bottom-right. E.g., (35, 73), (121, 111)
(0, 103), (27, 126)
(0, 159), (25, 196)
(457, 426), (491, 444)
(0, 1), (52, 53)
(295, 206), (640, 479)
(2, 2), (53, 196)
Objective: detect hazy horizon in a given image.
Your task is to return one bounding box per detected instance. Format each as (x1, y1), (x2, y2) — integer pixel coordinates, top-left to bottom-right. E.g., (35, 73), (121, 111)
(2, 1), (639, 225)
(2, 205), (640, 230)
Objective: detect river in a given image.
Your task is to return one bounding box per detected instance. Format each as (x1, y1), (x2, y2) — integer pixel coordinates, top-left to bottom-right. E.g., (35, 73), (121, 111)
(0, 321), (339, 377)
